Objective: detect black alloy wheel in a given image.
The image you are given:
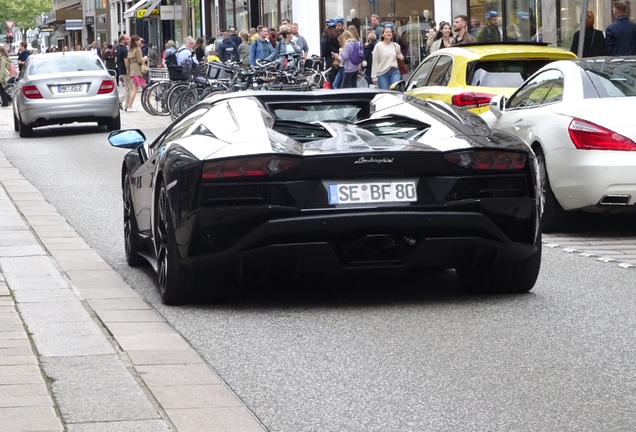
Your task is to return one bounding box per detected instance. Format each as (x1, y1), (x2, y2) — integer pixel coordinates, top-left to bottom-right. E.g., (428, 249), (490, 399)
(123, 172), (146, 267)
(13, 113), (18, 132)
(154, 181), (190, 305)
(107, 113), (121, 131)
(534, 146), (568, 233)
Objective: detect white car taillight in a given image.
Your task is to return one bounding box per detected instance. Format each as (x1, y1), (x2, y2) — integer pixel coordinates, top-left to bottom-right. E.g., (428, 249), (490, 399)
(568, 118), (636, 151)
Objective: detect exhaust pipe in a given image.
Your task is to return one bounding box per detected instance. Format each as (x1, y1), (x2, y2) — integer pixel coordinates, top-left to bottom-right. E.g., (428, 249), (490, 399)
(598, 195), (631, 206)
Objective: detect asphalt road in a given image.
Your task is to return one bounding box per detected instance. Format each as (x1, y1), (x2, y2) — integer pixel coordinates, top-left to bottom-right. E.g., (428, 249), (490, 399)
(2, 119), (636, 431)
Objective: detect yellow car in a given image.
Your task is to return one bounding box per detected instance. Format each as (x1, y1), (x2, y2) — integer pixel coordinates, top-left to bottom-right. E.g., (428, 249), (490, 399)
(396, 44), (577, 114)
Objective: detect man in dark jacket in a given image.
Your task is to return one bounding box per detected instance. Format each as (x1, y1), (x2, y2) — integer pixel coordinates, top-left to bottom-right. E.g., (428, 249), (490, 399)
(229, 28), (242, 47)
(477, 11), (501, 42)
(217, 32), (237, 62)
(605, 1), (636, 55)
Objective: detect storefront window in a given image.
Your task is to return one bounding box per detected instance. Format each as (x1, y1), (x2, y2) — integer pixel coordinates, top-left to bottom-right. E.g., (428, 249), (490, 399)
(280, 0), (292, 23)
(262, 0), (278, 29)
(225, 0), (249, 30)
(468, 0), (541, 42)
(559, 0), (606, 49)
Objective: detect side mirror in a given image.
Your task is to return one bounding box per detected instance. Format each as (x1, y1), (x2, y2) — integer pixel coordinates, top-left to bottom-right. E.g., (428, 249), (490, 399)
(108, 129), (146, 149)
(489, 95), (506, 118)
(390, 80), (406, 92)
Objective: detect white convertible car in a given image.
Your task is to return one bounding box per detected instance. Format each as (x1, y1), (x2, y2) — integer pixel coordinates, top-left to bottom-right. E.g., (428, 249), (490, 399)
(482, 57), (636, 232)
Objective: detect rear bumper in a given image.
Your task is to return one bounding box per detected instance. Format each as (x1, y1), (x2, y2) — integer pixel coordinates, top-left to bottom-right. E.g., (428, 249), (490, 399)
(19, 95), (119, 126)
(177, 208), (539, 280)
(548, 148), (636, 210)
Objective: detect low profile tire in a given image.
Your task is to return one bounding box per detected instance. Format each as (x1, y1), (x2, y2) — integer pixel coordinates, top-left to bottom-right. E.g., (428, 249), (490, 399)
(107, 113), (121, 131)
(155, 181), (192, 305)
(123, 172), (146, 267)
(460, 234), (542, 295)
(18, 116), (33, 138)
(13, 113), (19, 132)
(535, 147), (568, 233)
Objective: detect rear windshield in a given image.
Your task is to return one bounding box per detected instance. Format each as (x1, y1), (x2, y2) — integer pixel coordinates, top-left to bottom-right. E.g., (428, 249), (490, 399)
(270, 103), (367, 123)
(28, 56), (105, 75)
(466, 60), (554, 88)
(582, 60), (636, 98)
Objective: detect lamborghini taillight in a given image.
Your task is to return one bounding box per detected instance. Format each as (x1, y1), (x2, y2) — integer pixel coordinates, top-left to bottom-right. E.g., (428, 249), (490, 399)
(444, 151), (526, 170)
(201, 156), (301, 179)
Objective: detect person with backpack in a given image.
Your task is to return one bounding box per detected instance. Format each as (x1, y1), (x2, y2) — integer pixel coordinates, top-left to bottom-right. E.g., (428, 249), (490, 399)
(334, 30), (363, 88)
(250, 26), (274, 66)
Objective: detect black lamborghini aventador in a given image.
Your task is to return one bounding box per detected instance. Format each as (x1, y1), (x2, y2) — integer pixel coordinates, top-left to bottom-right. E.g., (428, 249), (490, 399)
(109, 89), (542, 304)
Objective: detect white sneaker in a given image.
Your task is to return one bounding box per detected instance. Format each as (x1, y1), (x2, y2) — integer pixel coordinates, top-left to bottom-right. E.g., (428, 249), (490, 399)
(126, 107), (138, 112)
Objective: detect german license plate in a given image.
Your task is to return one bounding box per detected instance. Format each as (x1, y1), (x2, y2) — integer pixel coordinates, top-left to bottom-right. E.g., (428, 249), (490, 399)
(328, 181), (417, 205)
(58, 85), (83, 93)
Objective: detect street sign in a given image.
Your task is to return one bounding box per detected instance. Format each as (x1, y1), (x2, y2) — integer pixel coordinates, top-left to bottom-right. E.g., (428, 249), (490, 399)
(5, 21), (14, 30)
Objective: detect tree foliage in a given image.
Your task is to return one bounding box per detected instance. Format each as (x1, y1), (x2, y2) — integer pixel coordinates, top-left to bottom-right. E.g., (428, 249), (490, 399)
(0, 0), (51, 33)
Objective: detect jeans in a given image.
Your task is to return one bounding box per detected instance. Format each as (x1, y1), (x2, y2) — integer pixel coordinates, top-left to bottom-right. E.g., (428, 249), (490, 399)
(377, 68), (402, 90)
(333, 67), (345, 89)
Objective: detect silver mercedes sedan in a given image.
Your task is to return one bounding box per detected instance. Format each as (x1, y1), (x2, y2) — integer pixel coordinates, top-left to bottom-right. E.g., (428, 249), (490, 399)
(12, 51), (120, 138)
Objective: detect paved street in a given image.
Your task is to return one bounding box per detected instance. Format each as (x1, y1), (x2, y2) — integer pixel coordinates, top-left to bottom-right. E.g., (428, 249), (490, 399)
(1, 97), (636, 431)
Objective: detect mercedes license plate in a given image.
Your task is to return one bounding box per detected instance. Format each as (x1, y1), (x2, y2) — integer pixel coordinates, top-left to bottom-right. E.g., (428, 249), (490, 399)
(58, 85), (83, 93)
(328, 181), (417, 205)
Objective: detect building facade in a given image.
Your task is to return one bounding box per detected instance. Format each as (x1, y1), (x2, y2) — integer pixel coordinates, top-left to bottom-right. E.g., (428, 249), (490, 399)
(32, 0), (629, 57)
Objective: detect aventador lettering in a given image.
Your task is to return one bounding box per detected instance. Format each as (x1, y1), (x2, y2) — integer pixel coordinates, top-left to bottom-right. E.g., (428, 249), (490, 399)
(354, 157), (394, 164)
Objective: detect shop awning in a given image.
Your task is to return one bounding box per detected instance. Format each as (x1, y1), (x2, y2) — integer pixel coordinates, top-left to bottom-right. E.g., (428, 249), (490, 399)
(140, 0), (162, 18)
(123, 0), (149, 19)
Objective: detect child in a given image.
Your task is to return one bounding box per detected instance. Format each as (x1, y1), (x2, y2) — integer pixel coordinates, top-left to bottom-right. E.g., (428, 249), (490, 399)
(207, 50), (221, 63)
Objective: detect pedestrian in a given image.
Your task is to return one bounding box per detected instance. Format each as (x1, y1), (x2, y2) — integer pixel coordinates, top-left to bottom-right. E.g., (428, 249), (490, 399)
(605, 2), (636, 55)
(194, 37), (206, 63)
(86, 41), (101, 56)
(370, 14), (382, 38)
(103, 44), (117, 78)
(218, 32), (238, 62)
(115, 34), (131, 110)
(333, 30), (361, 88)
(126, 35), (147, 112)
(140, 38), (150, 83)
(0, 46), (12, 107)
(250, 27), (258, 42)
(147, 43), (159, 67)
(268, 28), (278, 48)
(204, 38), (216, 57)
(237, 31), (251, 67)
(425, 21), (437, 54)
(265, 27), (301, 69)
(249, 25), (274, 66)
(571, 11), (608, 57)
(160, 40), (176, 67)
(320, 19), (341, 86)
(228, 28), (241, 48)
(290, 23), (309, 64)
(477, 11), (501, 42)
(430, 22), (454, 53)
(452, 15), (476, 45)
(371, 25), (404, 90)
(17, 41), (30, 72)
(364, 32), (377, 85)
(176, 36), (198, 67)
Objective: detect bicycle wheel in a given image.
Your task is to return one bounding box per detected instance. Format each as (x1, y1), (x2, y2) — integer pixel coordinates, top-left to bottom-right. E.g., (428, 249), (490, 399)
(167, 83), (190, 115)
(356, 73), (369, 88)
(141, 81), (171, 116)
(176, 87), (205, 117)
